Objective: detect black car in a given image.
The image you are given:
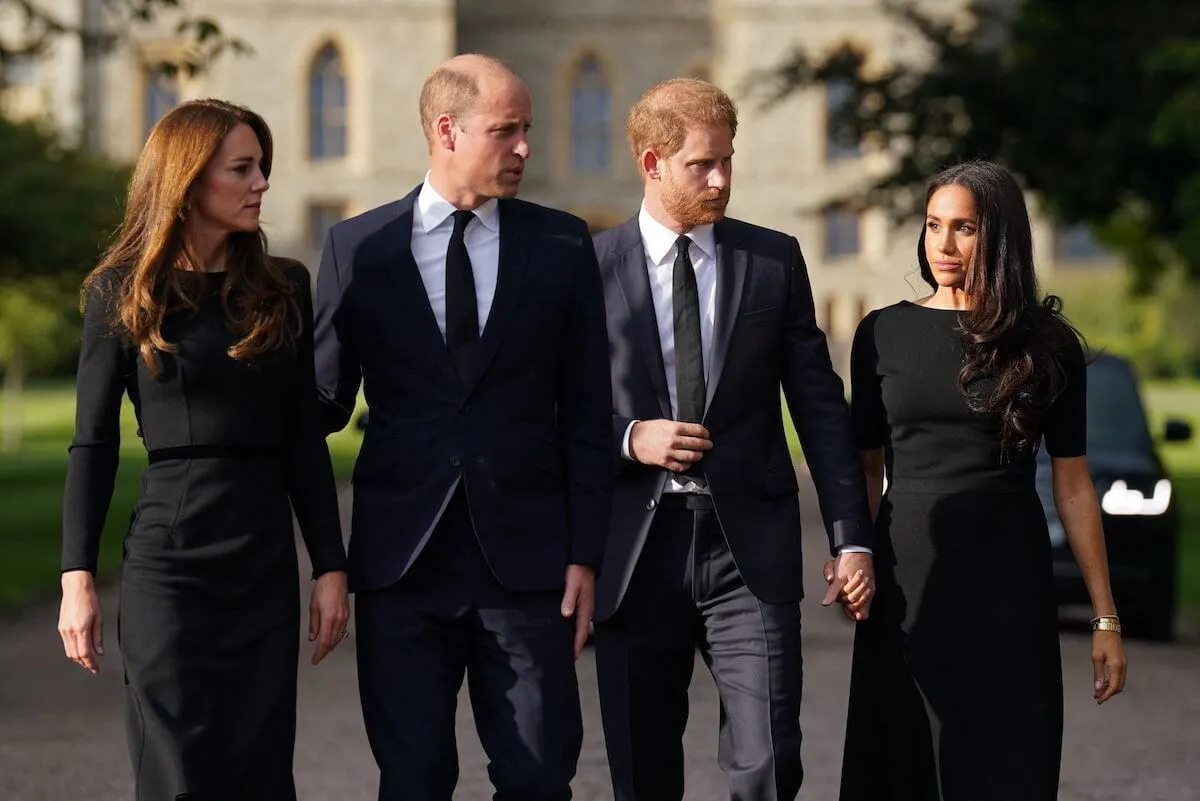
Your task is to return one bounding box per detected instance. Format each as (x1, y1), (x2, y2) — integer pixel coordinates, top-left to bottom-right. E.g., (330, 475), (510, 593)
(1036, 354), (1192, 640)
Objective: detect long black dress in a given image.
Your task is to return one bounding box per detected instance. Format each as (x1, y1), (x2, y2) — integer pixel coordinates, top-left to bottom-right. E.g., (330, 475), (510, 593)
(62, 263), (347, 801)
(840, 300), (1086, 801)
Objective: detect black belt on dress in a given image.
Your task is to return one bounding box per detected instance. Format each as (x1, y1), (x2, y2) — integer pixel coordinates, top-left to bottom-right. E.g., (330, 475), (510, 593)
(146, 445), (282, 464)
(657, 492), (714, 511)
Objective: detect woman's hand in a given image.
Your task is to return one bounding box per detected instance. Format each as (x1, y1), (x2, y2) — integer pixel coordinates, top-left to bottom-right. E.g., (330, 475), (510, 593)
(1092, 630), (1127, 704)
(309, 570), (350, 666)
(58, 571), (104, 674)
(821, 557), (874, 621)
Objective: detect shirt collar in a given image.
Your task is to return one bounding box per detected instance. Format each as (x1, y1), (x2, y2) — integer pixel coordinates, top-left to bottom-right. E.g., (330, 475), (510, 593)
(417, 173), (500, 234)
(637, 204), (715, 267)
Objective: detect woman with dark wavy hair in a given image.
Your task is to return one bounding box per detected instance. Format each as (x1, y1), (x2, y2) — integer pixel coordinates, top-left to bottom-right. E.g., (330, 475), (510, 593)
(836, 161), (1126, 801)
(57, 99), (349, 800)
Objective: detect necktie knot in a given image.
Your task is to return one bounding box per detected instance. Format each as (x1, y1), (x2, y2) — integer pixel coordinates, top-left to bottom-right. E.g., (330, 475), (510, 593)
(675, 235), (692, 262)
(452, 209), (475, 237)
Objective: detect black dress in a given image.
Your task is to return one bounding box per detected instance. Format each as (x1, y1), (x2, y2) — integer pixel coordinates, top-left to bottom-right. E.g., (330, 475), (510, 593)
(840, 301), (1086, 801)
(62, 264), (347, 801)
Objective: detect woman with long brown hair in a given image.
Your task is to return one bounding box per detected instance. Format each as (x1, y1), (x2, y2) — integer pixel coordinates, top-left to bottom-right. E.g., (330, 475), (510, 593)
(837, 161), (1126, 800)
(57, 98), (349, 800)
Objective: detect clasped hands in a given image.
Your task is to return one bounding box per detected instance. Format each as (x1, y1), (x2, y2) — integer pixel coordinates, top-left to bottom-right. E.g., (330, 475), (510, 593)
(820, 552), (875, 621)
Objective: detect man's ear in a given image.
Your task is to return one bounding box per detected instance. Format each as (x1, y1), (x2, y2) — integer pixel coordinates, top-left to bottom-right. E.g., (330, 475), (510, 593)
(641, 149), (661, 180)
(436, 114), (456, 152)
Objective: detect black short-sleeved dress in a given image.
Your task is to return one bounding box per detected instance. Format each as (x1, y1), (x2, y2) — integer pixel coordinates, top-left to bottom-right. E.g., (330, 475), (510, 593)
(62, 263), (347, 801)
(839, 300), (1086, 801)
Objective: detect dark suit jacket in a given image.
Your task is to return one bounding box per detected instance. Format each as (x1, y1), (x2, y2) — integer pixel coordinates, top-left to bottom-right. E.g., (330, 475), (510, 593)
(314, 185), (613, 593)
(594, 215), (872, 620)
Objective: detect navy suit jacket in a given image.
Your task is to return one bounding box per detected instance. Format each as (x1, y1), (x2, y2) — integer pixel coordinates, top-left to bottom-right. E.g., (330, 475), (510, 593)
(594, 215), (872, 619)
(314, 185), (613, 593)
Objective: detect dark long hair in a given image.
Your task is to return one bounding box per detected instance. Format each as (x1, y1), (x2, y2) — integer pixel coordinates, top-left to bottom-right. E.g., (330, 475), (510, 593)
(918, 161), (1081, 453)
(83, 99), (298, 375)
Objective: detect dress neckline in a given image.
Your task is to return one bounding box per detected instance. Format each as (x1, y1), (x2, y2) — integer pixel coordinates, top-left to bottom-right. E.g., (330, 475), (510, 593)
(901, 300), (965, 313)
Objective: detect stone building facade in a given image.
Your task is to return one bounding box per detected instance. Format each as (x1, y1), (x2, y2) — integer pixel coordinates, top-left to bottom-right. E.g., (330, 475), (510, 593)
(2, 0), (1114, 362)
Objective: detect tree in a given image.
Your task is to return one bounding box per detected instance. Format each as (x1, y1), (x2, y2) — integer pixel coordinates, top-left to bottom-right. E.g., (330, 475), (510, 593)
(0, 278), (77, 452)
(0, 0), (248, 83)
(749, 0), (1200, 290)
(0, 117), (128, 450)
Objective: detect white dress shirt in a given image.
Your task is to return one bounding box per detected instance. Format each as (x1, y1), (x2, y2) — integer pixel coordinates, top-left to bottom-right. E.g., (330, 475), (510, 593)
(620, 206), (717, 494)
(411, 176), (501, 337)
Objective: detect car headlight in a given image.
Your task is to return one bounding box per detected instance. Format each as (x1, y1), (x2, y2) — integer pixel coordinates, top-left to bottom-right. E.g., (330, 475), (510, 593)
(1100, 479), (1172, 516)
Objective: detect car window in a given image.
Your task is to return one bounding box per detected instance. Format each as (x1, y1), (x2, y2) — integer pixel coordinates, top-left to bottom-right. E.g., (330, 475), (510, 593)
(1086, 358), (1154, 453)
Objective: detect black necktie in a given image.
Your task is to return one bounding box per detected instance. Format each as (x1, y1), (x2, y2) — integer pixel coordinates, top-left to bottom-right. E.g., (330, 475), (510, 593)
(673, 234), (706, 484)
(445, 209), (478, 382)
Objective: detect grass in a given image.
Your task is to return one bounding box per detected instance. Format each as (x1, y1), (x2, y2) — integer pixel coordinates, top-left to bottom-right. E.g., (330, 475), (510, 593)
(4, 379), (1200, 614)
(0, 380), (363, 606)
(1143, 381), (1200, 614)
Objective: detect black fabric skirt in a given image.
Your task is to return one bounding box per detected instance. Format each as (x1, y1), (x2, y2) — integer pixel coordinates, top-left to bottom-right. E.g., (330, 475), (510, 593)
(118, 456), (300, 801)
(839, 486), (1064, 801)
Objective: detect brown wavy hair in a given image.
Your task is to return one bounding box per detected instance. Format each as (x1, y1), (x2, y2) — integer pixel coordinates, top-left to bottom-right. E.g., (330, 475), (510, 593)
(83, 98), (298, 374)
(918, 161), (1083, 454)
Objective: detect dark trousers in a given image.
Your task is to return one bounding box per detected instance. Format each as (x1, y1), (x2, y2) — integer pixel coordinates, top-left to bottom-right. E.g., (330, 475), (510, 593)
(594, 495), (805, 801)
(354, 487), (582, 801)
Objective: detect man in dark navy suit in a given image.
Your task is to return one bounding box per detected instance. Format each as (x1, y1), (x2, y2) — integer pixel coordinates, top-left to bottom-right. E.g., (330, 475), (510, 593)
(591, 78), (875, 801)
(313, 54), (612, 801)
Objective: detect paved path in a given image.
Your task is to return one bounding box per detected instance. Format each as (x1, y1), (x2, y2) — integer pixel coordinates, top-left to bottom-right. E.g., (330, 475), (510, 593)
(3, 475), (1198, 799)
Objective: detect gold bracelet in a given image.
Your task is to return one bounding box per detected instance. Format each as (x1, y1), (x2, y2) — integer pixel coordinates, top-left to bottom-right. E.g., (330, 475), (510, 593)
(1092, 616), (1122, 634)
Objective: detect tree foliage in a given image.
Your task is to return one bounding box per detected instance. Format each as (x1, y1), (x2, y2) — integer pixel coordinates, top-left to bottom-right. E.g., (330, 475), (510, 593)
(0, 118), (127, 449)
(0, 0), (249, 81)
(750, 0), (1200, 289)
(0, 118), (128, 284)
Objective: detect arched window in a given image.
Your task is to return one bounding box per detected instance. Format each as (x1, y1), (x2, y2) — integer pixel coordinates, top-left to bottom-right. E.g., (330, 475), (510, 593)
(143, 67), (179, 139)
(570, 56), (610, 175)
(309, 44), (347, 160)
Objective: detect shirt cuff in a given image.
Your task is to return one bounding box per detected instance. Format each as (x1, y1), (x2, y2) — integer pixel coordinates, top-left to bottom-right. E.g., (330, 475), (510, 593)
(620, 420), (638, 461)
(836, 545), (873, 555)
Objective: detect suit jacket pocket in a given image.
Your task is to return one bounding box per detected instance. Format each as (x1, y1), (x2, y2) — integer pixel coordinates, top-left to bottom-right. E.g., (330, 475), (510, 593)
(763, 468), (800, 497)
(503, 440), (565, 491)
(735, 304), (783, 333)
(738, 304), (781, 319)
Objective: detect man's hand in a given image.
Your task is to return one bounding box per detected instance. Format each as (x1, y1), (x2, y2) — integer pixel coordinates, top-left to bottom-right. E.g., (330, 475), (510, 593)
(629, 419), (712, 471)
(820, 552), (875, 621)
(561, 564), (596, 660)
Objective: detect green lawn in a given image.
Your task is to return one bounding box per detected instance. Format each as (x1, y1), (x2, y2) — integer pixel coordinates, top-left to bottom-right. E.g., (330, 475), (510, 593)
(0, 380), (362, 606)
(4, 379), (1200, 615)
(1142, 382), (1200, 614)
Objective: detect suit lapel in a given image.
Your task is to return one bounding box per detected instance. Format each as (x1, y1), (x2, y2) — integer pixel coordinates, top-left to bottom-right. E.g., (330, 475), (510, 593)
(612, 219), (672, 418)
(468, 199), (529, 390)
(706, 219), (749, 414)
(381, 186), (460, 383)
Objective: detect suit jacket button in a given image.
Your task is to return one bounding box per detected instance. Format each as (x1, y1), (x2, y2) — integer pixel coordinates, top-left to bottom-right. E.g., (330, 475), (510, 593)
(646, 498), (657, 511)
(450, 456), (462, 468)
